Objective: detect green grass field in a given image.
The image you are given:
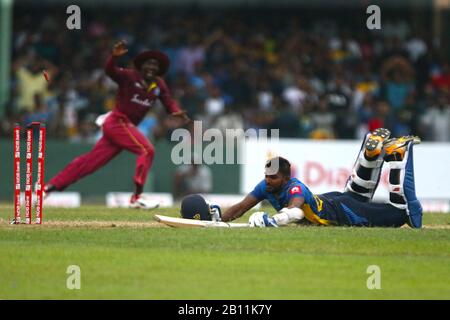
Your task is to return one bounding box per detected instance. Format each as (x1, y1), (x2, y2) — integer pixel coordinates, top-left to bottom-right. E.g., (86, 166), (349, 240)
(0, 205), (449, 300)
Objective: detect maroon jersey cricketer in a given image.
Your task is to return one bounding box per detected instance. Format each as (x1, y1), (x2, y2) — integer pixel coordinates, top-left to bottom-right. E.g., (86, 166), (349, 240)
(44, 41), (190, 208)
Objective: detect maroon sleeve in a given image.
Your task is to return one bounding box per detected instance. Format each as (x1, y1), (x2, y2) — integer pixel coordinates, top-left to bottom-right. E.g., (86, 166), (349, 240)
(105, 55), (128, 84)
(158, 78), (182, 114)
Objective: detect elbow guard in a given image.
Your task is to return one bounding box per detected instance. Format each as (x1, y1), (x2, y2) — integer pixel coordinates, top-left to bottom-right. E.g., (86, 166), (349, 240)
(273, 207), (305, 226)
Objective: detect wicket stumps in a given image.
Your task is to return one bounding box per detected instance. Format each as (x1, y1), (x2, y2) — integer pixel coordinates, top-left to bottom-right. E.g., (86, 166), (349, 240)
(13, 122), (46, 225)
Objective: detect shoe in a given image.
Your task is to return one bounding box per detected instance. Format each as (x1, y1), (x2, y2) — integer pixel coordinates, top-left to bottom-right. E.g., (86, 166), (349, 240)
(364, 128), (391, 158)
(33, 183), (51, 206)
(10, 218), (22, 225)
(42, 184), (57, 200)
(129, 194), (160, 210)
(383, 135), (421, 160)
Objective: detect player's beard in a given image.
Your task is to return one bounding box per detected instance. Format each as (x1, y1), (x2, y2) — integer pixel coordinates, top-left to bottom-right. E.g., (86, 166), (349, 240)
(266, 185), (281, 194)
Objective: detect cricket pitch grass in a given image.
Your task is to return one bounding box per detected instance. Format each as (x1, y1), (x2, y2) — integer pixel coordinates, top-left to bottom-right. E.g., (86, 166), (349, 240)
(0, 205), (449, 300)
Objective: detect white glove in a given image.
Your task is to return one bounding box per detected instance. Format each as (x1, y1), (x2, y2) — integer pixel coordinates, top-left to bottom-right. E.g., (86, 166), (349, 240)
(205, 199), (222, 222)
(248, 211), (278, 228)
(209, 205), (222, 222)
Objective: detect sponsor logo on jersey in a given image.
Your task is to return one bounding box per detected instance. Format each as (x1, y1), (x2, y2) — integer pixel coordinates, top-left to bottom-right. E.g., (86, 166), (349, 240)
(131, 94), (153, 107)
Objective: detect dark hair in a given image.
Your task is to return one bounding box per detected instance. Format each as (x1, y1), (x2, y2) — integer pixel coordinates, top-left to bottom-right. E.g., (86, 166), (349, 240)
(265, 157), (291, 177)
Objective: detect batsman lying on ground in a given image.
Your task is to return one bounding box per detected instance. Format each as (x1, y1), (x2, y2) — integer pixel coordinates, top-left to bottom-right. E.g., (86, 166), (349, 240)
(182, 128), (423, 228)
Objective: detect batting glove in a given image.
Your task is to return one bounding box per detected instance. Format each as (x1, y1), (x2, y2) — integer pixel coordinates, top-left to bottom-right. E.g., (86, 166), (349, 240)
(209, 204), (222, 222)
(248, 211), (278, 228)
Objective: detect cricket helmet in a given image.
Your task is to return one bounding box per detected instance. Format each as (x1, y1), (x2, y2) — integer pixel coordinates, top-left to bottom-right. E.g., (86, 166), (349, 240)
(133, 50), (170, 76)
(180, 194), (211, 221)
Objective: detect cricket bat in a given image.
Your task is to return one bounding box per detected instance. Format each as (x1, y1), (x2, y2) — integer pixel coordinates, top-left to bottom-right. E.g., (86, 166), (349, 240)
(154, 214), (249, 228)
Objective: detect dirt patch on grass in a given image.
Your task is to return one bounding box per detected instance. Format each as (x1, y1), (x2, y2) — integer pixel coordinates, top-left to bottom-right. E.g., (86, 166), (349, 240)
(1, 218), (448, 229)
(422, 224), (450, 229)
(0, 219), (165, 228)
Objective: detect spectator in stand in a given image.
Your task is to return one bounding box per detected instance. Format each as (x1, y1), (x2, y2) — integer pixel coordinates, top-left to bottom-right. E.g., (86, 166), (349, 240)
(420, 93), (450, 142)
(5, 7), (448, 144)
(23, 93), (53, 127)
(173, 154), (213, 201)
(431, 62), (450, 92)
(270, 96), (300, 138)
(309, 95), (336, 139)
(13, 54), (58, 114)
(380, 56), (415, 111)
(367, 99), (393, 133)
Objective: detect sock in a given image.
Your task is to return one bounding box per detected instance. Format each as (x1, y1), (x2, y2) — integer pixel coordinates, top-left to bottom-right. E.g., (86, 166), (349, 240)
(44, 184), (56, 193)
(134, 184), (143, 196)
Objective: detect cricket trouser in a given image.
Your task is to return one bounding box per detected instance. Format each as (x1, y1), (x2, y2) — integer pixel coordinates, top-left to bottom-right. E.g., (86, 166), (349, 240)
(48, 112), (155, 190)
(319, 192), (408, 227)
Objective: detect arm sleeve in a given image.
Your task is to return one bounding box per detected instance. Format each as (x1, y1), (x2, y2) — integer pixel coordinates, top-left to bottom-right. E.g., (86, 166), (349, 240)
(157, 78), (182, 114)
(249, 180), (267, 201)
(105, 55), (128, 84)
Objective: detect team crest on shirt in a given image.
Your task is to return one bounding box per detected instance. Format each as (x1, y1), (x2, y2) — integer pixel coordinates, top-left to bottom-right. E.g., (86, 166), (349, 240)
(289, 186), (302, 195)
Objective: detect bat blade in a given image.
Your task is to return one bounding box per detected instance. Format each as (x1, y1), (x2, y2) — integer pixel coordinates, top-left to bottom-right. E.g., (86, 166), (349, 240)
(154, 214), (249, 228)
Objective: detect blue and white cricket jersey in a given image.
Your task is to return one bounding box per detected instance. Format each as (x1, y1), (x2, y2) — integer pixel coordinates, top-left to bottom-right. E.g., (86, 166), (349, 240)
(250, 178), (332, 225)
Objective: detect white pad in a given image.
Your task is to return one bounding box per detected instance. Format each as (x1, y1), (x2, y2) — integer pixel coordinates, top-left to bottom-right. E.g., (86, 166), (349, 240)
(273, 207), (304, 226)
(345, 184), (372, 199)
(388, 184), (404, 195)
(387, 161), (406, 170)
(344, 134), (384, 199)
(389, 202), (407, 210)
(358, 154), (384, 168)
(387, 148), (410, 209)
(351, 169), (377, 188)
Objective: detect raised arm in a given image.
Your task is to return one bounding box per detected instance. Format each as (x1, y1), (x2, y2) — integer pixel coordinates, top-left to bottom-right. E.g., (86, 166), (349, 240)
(222, 194), (260, 222)
(105, 40), (129, 83)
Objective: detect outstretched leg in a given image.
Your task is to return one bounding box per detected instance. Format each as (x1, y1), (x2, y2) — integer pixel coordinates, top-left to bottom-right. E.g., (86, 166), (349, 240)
(47, 136), (122, 190)
(344, 128), (391, 201)
(384, 135), (422, 228)
(334, 192), (408, 227)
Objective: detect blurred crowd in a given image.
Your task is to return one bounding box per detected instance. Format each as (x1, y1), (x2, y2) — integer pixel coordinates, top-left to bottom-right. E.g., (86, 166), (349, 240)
(2, 6), (450, 142)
